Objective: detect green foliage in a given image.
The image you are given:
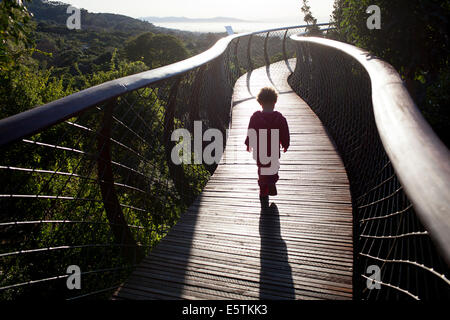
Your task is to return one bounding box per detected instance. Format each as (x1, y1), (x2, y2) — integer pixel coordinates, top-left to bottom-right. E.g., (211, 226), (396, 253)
(124, 32), (188, 69)
(332, 1), (448, 77)
(0, 0), (215, 300)
(0, 0), (34, 72)
(86, 52), (148, 86)
(25, 0), (159, 34)
(300, 0), (321, 35)
(331, 0), (450, 146)
(0, 64), (69, 118)
(0, 0), (32, 45)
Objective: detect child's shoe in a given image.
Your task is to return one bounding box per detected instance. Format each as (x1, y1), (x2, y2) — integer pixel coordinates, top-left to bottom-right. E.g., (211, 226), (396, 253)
(259, 195), (269, 209)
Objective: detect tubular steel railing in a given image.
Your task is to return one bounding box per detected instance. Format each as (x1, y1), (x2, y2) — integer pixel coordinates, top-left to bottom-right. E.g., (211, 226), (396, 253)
(1, 23), (448, 301)
(288, 36), (450, 300)
(0, 24), (323, 300)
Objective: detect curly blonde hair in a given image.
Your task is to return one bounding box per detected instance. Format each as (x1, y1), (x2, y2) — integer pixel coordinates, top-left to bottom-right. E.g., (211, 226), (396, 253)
(257, 87), (278, 105)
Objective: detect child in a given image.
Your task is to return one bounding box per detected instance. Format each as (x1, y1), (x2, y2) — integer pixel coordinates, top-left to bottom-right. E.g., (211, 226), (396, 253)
(244, 87), (290, 206)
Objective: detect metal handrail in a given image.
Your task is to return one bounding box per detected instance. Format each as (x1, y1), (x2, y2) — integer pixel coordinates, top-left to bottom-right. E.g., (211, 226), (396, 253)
(0, 23), (331, 147)
(290, 35), (450, 265)
(1, 21), (448, 300)
(0, 23), (329, 299)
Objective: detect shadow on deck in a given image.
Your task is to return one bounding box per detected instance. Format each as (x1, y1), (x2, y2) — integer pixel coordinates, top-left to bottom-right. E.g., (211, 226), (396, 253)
(114, 60), (354, 300)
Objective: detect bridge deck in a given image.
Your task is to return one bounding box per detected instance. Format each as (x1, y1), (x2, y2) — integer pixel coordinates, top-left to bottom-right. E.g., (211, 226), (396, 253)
(115, 61), (353, 300)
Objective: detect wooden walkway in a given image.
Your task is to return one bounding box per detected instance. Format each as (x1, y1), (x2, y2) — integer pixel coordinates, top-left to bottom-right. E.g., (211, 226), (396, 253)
(115, 60), (353, 300)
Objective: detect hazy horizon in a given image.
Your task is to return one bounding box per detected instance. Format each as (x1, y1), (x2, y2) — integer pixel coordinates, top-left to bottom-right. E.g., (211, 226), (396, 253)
(48, 0), (335, 24)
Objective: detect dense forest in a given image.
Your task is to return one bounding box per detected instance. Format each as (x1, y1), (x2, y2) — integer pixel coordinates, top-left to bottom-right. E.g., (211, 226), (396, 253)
(3, 0), (448, 146)
(1, 0), (448, 300)
(0, 0), (225, 119)
(328, 0), (449, 147)
(0, 0), (227, 300)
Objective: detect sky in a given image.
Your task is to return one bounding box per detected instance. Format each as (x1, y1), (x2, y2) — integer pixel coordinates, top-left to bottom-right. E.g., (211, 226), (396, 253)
(49, 0), (335, 23)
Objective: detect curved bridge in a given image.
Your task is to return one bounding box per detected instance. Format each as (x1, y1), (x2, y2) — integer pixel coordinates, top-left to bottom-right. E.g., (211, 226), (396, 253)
(115, 60), (353, 299)
(0, 25), (448, 300)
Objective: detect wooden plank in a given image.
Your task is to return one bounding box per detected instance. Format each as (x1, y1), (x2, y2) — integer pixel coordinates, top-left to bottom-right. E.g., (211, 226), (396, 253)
(114, 60), (353, 300)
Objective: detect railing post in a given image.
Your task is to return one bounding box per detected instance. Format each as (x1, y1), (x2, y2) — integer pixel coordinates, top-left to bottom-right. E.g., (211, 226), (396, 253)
(97, 100), (143, 263)
(282, 29), (294, 72)
(188, 66), (206, 125)
(264, 32), (270, 66)
(163, 78), (192, 202)
(234, 38), (241, 77)
(247, 35), (253, 72)
(282, 29), (289, 62)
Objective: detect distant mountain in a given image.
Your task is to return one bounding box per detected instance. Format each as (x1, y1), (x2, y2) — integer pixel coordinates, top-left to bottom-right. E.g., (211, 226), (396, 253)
(26, 0), (161, 34)
(141, 16), (251, 23)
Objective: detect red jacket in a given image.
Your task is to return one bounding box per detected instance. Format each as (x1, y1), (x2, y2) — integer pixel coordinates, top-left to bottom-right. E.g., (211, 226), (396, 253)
(244, 111), (290, 167)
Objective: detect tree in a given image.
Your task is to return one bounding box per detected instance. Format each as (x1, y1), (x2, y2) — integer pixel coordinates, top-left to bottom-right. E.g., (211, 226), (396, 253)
(123, 32), (154, 67)
(300, 0), (321, 35)
(331, 0), (450, 146)
(123, 32), (188, 69)
(0, 0), (34, 71)
(332, 1), (448, 81)
(149, 34), (188, 68)
(0, 0), (70, 118)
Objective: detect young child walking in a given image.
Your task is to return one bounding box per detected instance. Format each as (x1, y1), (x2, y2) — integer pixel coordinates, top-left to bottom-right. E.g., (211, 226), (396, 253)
(244, 87), (290, 207)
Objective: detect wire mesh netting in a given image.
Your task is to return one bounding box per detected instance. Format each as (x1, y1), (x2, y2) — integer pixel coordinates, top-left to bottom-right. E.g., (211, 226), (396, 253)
(288, 41), (450, 300)
(0, 26), (308, 300)
(2, 24), (446, 301)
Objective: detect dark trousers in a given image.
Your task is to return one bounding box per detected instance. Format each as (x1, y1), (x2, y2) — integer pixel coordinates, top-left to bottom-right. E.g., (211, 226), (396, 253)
(258, 166), (279, 196)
